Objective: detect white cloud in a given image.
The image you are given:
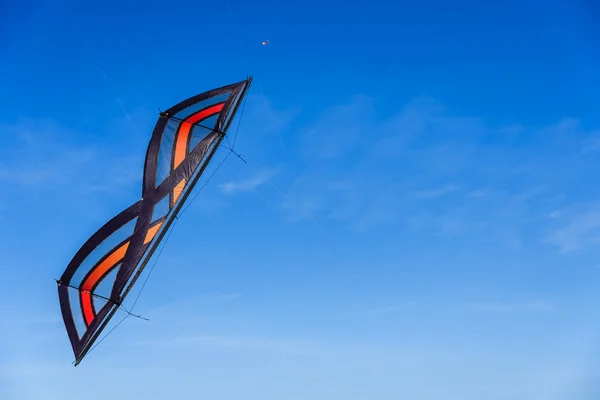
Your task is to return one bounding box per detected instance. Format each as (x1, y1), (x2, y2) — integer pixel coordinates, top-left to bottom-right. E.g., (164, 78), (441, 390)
(0, 118), (97, 187)
(467, 300), (556, 313)
(410, 184), (458, 199)
(227, 92), (299, 162)
(299, 95), (375, 160)
(143, 291), (243, 319)
(274, 94), (600, 251)
(0, 118), (141, 192)
(277, 96), (501, 233)
(137, 334), (316, 355)
(219, 168), (275, 194)
(343, 303), (413, 319)
(545, 203), (600, 253)
(243, 93), (300, 138)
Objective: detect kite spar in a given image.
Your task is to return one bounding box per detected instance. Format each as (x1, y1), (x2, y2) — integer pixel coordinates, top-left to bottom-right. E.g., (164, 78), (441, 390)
(56, 77), (252, 366)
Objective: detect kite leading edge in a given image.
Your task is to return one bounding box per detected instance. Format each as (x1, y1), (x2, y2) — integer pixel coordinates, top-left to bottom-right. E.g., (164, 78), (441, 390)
(56, 77), (252, 366)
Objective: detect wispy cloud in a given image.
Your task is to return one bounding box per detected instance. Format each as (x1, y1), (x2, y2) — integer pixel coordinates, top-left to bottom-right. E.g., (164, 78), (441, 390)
(467, 300), (556, 313)
(137, 334), (316, 355)
(278, 95), (501, 233)
(243, 93), (300, 138)
(275, 94), (600, 250)
(0, 118), (96, 187)
(343, 299), (556, 320)
(0, 118), (141, 192)
(545, 202), (600, 253)
(410, 184), (458, 200)
(219, 168), (275, 195)
(229, 93), (299, 162)
(141, 290), (244, 322)
(343, 302), (413, 319)
(299, 95), (375, 160)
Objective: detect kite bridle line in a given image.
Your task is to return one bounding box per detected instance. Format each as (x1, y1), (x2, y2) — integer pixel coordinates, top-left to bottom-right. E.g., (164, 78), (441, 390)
(55, 280), (148, 321)
(73, 77), (253, 366)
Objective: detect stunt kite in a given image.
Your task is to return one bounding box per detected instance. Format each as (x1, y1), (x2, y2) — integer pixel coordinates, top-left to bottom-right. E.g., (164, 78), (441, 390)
(56, 77), (252, 366)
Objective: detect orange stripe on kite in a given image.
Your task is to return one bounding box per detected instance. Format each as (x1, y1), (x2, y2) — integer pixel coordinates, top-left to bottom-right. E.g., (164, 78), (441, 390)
(187, 103), (225, 124)
(172, 179), (186, 206)
(81, 291), (93, 327)
(80, 241), (129, 326)
(143, 222), (163, 244)
(173, 103), (224, 169)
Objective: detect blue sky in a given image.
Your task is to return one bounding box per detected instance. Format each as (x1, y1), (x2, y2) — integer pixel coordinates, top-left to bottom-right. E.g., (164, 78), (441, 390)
(2, 0), (600, 398)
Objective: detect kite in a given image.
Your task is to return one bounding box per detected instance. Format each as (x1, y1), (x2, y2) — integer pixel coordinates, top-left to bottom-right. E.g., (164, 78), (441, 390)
(56, 77), (252, 366)
(262, 40), (269, 45)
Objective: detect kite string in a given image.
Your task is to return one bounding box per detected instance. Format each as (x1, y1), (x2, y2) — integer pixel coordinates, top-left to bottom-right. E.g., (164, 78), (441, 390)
(232, 86), (249, 148)
(82, 189), (193, 359)
(83, 313), (129, 360)
(128, 218), (179, 312)
(79, 182), (200, 360)
(79, 146), (231, 361)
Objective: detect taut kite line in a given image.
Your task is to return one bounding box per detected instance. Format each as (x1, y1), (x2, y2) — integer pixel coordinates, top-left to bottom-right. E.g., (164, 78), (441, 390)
(57, 77), (252, 366)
